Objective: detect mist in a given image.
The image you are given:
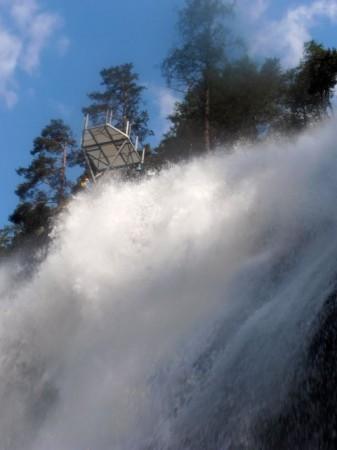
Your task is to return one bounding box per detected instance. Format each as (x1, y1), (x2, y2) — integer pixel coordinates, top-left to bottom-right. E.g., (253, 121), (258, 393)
(1, 120), (337, 449)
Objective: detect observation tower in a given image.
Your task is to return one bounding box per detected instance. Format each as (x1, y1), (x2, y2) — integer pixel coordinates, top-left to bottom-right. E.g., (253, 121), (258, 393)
(81, 111), (145, 183)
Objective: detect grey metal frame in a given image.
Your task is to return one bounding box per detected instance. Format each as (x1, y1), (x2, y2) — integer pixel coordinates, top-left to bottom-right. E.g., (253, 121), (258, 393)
(81, 113), (144, 183)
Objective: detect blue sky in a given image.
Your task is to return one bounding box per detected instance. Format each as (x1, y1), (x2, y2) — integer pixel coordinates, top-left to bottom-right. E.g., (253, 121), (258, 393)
(1, 0), (337, 227)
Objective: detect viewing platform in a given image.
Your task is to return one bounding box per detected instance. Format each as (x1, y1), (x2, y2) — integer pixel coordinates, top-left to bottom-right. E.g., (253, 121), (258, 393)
(81, 112), (144, 182)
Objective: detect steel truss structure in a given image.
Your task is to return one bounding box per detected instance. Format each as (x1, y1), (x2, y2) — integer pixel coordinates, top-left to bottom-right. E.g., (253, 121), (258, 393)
(81, 112), (145, 183)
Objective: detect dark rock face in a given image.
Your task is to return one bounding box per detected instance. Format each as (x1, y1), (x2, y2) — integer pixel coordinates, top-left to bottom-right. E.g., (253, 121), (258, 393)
(257, 293), (337, 450)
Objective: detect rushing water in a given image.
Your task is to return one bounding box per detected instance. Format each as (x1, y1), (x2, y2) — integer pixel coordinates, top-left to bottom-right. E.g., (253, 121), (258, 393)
(1, 121), (337, 449)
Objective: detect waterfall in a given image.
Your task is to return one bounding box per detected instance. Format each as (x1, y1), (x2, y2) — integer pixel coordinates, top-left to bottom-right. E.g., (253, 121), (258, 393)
(1, 120), (337, 449)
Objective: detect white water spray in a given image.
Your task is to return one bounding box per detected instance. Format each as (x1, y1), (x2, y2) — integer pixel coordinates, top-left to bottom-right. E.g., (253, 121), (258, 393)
(1, 121), (337, 449)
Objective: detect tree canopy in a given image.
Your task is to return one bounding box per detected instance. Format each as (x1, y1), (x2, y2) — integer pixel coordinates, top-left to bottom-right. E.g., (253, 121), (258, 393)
(162, 0), (233, 152)
(2, 0), (337, 256)
(282, 41), (337, 130)
(9, 119), (80, 243)
(162, 0), (232, 89)
(83, 63), (153, 144)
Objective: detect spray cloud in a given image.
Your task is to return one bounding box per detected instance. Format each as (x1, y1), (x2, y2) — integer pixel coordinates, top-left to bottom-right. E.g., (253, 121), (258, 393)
(1, 121), (337, 449)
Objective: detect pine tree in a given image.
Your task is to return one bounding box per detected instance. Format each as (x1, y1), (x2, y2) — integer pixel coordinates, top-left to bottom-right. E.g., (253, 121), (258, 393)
(83, 63), (152, 143)
(10, 119), (80, 240)
(0, 226), (14, 257)
(158, 56), (285, 162)
(162, 0), (233, 152)
(284, 41), (337, 130)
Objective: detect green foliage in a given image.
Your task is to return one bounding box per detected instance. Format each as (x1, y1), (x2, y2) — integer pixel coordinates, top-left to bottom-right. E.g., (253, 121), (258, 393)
(158, 56), (285, 161)
(162, 0), (234, 152)
(211, 57), (284, 143)
(4, 6), (337, 254)
(160, 0), (337, 158)
(159, 36), (337, 162)
(16, 119), (79, 206)
(0, 226), (15, 256)
(283, 41), (337, 130)
(10, 119), (79, 241)
(162, 0), (232, 89)
(9, 202), (51, 246)
(83, 63), (152, 143)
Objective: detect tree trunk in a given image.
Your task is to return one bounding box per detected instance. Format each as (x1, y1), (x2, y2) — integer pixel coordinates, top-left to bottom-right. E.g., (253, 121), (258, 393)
(60, 145), (67, 205)
(204, 84), (211, 153)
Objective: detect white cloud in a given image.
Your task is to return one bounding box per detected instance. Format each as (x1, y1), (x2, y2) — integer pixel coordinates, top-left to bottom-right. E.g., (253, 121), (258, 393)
(0, 29), (21, 107)
(235, 0), (269, 21)
(0, 0), (68, 107)
(235, 0), (337, 68)
(254, 0), (337, 67)
(21, 11), (61, 73)
(10, 0), (38, 28)
(151, 86), (180, 135)
(0, 30), (22, 78)
(157, 87), (178, 119)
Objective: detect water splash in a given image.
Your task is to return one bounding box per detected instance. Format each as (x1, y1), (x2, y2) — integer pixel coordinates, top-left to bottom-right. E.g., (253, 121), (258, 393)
(1, 121), (337, 449)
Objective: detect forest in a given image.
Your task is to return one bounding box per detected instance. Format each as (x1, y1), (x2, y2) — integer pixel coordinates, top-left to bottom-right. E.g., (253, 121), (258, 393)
(1, 0), (337, 257)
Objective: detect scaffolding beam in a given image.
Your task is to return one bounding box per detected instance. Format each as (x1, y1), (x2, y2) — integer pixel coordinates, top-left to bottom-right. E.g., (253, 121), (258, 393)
(81, 113), (144, 182)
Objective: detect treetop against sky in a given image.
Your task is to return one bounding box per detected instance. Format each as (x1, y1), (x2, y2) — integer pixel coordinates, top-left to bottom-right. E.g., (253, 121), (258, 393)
(1, 0), (337, 226)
